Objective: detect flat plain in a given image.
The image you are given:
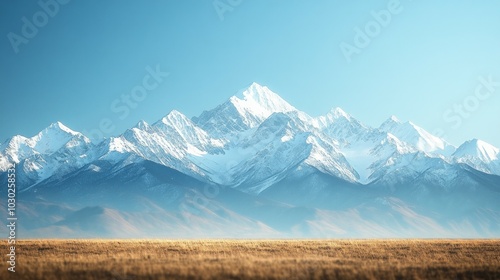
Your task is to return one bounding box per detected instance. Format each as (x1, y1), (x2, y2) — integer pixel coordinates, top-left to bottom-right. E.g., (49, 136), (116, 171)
(1, 239), (499, 280)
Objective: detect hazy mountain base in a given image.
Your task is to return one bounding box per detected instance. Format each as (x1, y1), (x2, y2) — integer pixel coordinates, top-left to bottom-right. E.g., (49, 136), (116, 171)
(1, 159), (499, 238)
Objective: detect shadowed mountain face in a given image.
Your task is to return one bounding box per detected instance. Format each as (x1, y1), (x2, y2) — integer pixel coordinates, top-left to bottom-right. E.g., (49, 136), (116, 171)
(1, 83), (499, 238)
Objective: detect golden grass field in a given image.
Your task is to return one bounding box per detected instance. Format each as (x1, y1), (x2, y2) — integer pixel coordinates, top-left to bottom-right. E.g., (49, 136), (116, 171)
(1, 239), (499, 280)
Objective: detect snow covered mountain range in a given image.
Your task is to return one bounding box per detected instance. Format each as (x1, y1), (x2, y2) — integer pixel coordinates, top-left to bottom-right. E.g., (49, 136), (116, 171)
(1, 83), (499, 238)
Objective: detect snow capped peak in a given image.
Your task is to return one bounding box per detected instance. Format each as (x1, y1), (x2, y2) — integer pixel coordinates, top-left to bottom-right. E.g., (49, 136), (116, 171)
(134, 120), (150, 131)
(249, 81), (262, 88)
(164, 109), (186, 120)
(5, 135), (28, 147)
(389, 115), (401, 123)
(44, 121), (80, 136)
(157, 110), (192, 128)
(467, 138), (495, 147)
(193, 83), (298, 136)
(314, 107), (371, 142)
(454, 138), (499, 162)
(234, 82), (296, 115)
(451, 138), (500, 175)
(316, 107), (357, 128)
(472, 138), (498, 150)
(166, 109), (184, 118)
(107, 137), (133, 153)
(0, 121), (94, 176)
(28, 122), (90, 154)
(33, 121), (83, 142)
(379, 118), (455, 156)
(328, 107), (350, 120)
(379, 115), (402, 131)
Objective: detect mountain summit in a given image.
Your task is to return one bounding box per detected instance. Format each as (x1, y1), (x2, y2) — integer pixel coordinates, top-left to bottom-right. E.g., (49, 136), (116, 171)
(235, 82), (296, 115)
(193, 83), (297, 136)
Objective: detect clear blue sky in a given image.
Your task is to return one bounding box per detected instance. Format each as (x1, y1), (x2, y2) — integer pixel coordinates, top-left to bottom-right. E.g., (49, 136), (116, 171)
(1, 0), (499, 147)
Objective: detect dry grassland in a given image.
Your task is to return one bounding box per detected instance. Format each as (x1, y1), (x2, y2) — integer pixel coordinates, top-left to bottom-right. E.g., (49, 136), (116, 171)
(1, 239), (499, 280)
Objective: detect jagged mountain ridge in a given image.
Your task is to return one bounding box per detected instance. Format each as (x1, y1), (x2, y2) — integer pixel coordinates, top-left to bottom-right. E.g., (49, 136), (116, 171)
(0, 83), (500, 191)
(2, 82), (499, 191)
